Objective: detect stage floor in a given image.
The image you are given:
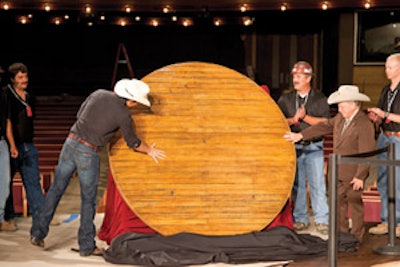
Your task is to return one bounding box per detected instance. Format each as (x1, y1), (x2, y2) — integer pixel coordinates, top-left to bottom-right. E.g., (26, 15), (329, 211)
(2, 176), (400, 267)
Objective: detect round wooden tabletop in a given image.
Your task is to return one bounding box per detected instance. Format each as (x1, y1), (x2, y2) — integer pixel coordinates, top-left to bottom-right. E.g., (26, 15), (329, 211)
(109, 61), (295, 236)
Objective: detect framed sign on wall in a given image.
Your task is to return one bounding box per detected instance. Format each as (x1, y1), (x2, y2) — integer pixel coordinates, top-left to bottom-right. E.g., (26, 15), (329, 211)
(354, 9), (400, 65)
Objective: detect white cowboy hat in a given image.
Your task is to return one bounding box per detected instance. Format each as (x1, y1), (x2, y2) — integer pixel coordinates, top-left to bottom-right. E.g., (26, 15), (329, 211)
(114, 78), (151, 107)
(327, 85), (370, 104)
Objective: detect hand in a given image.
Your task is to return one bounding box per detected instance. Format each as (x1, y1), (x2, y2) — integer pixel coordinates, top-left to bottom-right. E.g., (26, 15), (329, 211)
(296, 106), (306, 121)
(367, 107), (385, 119)
(10, 146), (18, 158)
(350, 177), (363, 191)
(147, 143), (166, 164)
(283, 131), (303, 143)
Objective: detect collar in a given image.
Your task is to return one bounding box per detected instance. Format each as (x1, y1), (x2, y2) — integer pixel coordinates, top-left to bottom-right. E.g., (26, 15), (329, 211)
(345, 108), (360, 124)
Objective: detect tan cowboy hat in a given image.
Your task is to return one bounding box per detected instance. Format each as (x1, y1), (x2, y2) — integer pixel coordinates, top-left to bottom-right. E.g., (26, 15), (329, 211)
(327, 85), (370, 104)
(114, 78), (151, 107)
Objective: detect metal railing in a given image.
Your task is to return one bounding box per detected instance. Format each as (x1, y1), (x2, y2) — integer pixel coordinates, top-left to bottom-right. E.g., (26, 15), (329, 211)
(328, 143), (400, 267)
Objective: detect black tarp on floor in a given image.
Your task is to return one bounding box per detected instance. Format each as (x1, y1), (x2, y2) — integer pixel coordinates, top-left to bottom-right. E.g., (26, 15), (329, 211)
(104, 226), (359, 266)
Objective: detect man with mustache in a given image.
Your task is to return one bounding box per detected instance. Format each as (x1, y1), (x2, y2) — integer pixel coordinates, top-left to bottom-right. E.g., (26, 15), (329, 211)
(3, 63), (46, 229)
(277, 61), (330, 235)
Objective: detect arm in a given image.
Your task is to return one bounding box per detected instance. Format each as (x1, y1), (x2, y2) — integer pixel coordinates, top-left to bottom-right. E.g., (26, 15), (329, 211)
(301, 113), (328, 125)
(119, 111), (166, 163)
(368, 107), (400, 123)
(6, 119), (18, 158)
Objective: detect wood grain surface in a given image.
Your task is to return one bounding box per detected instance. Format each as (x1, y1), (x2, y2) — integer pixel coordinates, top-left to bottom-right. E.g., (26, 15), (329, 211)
(109, 61), (295, 235)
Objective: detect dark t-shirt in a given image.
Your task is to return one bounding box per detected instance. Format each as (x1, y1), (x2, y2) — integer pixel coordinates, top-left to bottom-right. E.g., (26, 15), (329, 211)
(378, 82), (400, 132)
(70, 89), (141, 148)
(277, 88), (331, 134)
(3, 84), (35, 144)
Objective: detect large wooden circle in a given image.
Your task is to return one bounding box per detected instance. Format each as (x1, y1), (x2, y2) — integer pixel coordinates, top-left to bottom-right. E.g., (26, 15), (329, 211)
(109, 62), (295, 236)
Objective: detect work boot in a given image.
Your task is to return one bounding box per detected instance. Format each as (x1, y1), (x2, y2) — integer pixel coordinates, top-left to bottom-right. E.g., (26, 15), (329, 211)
(293, 222), (309, 231)
(315, 223), (329, 235)
(369, 223), (388, 235)
(0, 220), (17, 231)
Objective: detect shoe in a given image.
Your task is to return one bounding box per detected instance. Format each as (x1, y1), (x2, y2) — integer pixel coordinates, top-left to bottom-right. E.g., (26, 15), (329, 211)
(294, 222), (309, 231)
(6, 219), (17, 227)
(369, 223), (388, 235)
(315, 223), (329, 235)
(0, 220), (17, 231)
(30, 236), (45, 248)
(80, 247), (105, 257)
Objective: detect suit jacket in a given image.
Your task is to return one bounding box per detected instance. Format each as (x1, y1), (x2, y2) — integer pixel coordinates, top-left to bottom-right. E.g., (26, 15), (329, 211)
(301, 109), (376, 181)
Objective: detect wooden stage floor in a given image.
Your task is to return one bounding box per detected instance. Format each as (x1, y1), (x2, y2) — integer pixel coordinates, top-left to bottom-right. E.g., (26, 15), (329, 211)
(290, 222), (400, 267)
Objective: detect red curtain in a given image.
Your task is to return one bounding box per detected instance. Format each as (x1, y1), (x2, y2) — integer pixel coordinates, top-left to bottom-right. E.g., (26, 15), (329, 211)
(98, 172), (293, 245)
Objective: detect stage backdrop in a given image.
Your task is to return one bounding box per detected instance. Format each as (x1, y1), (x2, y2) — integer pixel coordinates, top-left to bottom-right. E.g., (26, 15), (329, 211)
(108, 61), (295, 236)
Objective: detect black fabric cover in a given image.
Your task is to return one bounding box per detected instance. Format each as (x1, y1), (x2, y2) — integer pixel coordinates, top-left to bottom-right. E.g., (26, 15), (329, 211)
(103, 226), (359, 266)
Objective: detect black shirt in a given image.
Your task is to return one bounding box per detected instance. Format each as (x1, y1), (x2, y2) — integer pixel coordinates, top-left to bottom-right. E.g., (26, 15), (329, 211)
(378, 82), (400, 132)
(277, 88), (331, 133)
(3, 84), (35, 144)
(70, 89), (141, 148)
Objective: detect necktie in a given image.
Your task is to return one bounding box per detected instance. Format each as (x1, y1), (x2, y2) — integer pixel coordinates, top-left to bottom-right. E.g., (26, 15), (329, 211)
(341, 120), (350, 135)
(298, 95), (306, 107)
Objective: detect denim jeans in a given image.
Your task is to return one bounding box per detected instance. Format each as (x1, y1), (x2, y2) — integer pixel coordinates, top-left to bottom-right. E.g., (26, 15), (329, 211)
(10, 143), (45, 222)
(31, 137), (100, 254)
(292, 141), (329, 224)
(0, 140), (11, 222)
(376, 134), (400, 225)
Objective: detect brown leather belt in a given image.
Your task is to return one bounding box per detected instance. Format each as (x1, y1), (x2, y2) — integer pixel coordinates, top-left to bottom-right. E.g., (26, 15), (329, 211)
(68, 133), (99, 152)
(383, 131), (400, 137)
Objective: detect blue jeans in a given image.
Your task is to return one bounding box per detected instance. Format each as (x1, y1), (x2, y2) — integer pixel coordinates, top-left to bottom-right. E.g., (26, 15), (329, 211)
(10, 143), (45, 222)
(376, 134), (400, 225)
(292, 141), (329, 224)
(0, 140), (11, 222)
(31, 137), (100, 254)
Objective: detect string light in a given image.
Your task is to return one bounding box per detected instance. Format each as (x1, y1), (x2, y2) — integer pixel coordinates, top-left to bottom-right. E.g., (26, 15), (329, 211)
(124, 5), (132, 13)
(2, 2), (9, 10)
(52, 17), (62, 25)
(151, 19), (159, 27)
(181, 18), (193, 27)
(84, 4), (92, 14)
(44, 3), (51, 12)
(119, 19), (127, 26)
(2, 2), (396, 27)
(242, 16), (253, 26)
(214, 18), (223, 26)
(18, 16), (28, 24)
(163, 6), (171, 13)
